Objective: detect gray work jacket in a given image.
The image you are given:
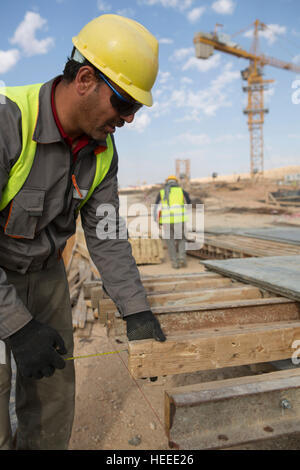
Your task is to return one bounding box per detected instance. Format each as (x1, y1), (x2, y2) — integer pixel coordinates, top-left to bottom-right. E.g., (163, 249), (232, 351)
(0, 77), (149, 339)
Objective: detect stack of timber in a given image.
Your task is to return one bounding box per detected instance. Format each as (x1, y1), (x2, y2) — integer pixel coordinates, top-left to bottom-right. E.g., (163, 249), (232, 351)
(62, 220), (164, 329)
(266, 189), (300, 206)
(105, 268), (300, 449)
(62, 219), (100, 331)
(186, 232), (300, 260)
(63, 235), (100, 331)
(129, 237), (164, 265)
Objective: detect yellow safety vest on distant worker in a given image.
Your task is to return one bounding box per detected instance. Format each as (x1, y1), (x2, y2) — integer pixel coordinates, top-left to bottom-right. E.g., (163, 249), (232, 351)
(159, 187), (187, 224)
(0, 83), (114, 213)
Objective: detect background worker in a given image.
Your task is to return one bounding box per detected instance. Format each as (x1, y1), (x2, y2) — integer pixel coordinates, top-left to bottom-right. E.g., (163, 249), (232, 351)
(154, 175), (191, 269)
(0, 14), (165, 450)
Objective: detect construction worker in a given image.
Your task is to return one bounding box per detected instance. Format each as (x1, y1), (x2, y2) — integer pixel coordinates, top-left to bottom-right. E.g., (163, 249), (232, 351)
(154, 176), (191, 269)
(0, 14), (166, 450)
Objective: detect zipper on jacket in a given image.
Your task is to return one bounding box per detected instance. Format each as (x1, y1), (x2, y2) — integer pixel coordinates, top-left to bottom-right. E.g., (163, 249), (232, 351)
(42, 147), (88, 270)
(62, 149), (77, 215)
(62, 148), (88, 215)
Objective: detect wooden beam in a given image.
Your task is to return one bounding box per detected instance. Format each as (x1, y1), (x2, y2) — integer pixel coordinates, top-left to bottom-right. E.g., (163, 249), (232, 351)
(106, 298), (300, 339)
(100, 285), (264, 316)
(83, 272), (222, 297)
(141, 272), (222, 283)
(142, 277), (233, 293)
(128, 320), (300, 378)
(165, 368), (300, 450)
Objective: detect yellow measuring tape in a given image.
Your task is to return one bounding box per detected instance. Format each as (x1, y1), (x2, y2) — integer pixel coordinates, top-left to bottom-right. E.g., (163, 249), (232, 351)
(65, 350), (128, 361)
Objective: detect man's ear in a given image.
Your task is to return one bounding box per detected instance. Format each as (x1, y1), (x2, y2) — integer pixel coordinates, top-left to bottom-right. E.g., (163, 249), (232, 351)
(74, 66), (97, 96)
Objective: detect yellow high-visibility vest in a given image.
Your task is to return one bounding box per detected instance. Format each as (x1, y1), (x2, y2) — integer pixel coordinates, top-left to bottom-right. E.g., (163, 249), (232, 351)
(159, 187), (187, 224)
(0, 83), (114, 213)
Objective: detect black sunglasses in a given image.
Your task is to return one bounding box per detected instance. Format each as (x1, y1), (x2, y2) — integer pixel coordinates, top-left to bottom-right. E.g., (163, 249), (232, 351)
(97, 70), (143, 116)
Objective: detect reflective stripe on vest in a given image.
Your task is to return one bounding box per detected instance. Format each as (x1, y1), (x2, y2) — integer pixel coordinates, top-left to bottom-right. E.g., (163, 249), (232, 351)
(0, 84), (114, 213)
(159, 187), (187, 224)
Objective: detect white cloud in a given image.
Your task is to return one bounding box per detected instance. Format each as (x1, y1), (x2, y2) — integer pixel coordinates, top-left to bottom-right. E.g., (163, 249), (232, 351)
(141, 0), (194, 11)
(97, 0), (111, 11)
(293, 55), (300, 64)
(182, 53), (221, 72)
(159, 38), (174, 44)
(187, 7), (206, 23)
(215, 133), (246, 143)
(287, 134), (300, 139)
(175, 132), (246, 145)
(210, 61), (240, 89)
(264, 86), (276, 104)
(177, 132), (211, 145)
(151, 99), (172, 118)
(128, 112), (151, 133)
(10, 12), (54, 56)
(292, 29), (300, 38)
(175, 108), (202, 123)
(170, 61), (240, 117)
(117, 8), (135, 17)
(244, 24), (286, 45)
(212, 0), (235, 15)
(170, 47), (194, 62)
(0, 49), (20, 74)
(171, 89), (187, 107)
(170, 47), (221, 73)
(181, 76), (193, 84)
(158, 71), (171, 84)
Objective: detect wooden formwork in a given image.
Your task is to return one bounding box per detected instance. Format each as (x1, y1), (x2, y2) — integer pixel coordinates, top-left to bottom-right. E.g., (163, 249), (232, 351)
(86, 270), (300, 449)
(187, 233), (300, 260)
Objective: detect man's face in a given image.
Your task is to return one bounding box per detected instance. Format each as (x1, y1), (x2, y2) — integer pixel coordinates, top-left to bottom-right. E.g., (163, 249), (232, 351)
(76, 69), (135, 141)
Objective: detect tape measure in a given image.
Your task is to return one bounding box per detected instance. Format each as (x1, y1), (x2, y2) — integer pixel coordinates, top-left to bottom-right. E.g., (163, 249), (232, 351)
(65, 349), (127, 361)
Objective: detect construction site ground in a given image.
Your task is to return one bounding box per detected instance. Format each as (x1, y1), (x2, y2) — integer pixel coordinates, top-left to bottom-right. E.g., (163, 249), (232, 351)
(68, 175), (300, 450)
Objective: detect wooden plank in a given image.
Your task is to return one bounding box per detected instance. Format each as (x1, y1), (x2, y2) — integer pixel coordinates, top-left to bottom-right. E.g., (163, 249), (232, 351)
(142, 277), (232, 293)
(235, 227), (300, 246)
(86, 276), (231, 299)
(128, 320), (300, 378)
(202, 255), (300, 302)
(72, 288), (86, 329)
(100, 285), (264, 317)
(188, 233), (300, 260)
(72, 260), (92, 329)
(141, 272), (221, 283)
(206, 234), (300, 256)
(165, 368), (300, 450)
(129, 237), (164, 264)
(62, 235), (76, 269)
(106, 297), (300, 338)
(83, 272), (221, 298)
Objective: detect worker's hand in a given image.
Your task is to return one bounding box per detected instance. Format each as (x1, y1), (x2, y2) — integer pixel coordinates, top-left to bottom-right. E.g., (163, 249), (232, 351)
(7, 319), (67, 379)
(125, 310), (166, 342)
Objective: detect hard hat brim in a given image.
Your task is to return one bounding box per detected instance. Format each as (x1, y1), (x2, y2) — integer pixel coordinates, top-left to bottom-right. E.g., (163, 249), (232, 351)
(72, 36), (154, 107)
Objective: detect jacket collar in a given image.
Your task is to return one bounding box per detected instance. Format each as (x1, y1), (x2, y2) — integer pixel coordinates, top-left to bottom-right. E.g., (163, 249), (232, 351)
(33, 76), (109, 150)
(33, 77), (63, 144)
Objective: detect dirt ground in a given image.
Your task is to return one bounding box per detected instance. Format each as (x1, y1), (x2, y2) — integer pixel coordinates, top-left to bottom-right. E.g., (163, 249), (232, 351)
(68, 176), (300, 450)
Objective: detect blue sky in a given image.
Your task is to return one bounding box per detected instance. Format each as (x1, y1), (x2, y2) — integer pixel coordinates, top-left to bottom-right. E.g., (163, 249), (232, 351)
(1, 0), (300, 187)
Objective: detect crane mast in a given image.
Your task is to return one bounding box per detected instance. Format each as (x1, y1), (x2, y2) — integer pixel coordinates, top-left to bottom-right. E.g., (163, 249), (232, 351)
(194, 20), (300, 178)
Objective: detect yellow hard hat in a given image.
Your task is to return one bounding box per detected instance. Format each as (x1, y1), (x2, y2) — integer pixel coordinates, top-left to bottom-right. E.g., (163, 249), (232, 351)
(166, 175), (178, 182)
(72, 14), (159, 106)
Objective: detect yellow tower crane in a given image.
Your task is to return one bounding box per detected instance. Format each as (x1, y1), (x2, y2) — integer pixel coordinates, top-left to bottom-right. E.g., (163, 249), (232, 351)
(194, 20), (300, 178)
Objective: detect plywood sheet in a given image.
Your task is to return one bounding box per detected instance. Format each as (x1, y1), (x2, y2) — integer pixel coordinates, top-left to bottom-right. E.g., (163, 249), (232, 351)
(236, 227), (300, 246)
(202, 255), (300, 301)
(204, 227), (300, 246)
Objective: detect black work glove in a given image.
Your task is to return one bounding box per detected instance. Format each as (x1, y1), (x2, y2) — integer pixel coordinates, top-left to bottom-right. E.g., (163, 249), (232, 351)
(125, 310), (166, 342)
(7, 319), (67, 379)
